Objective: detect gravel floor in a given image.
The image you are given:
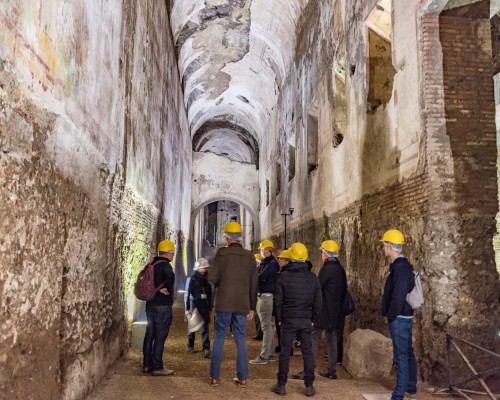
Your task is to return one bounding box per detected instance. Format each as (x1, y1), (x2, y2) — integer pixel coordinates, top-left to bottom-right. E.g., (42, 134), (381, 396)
(87, 306), (464, 400)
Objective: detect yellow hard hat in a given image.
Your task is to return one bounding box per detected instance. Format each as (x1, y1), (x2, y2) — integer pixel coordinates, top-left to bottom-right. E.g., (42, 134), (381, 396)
(258, 239), (275, 249)
(289, 242), (308, 261)
(278, 249), (291, 259)
(254, 253), (263, 260)
(380, 229), (405, 245)
(158, 240), (175, 253)
(224, 221), (242, 233)
(319, 240), (339, 253)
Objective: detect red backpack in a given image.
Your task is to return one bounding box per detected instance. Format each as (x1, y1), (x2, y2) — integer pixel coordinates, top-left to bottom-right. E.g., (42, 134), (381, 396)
(134, 260), (166, 301)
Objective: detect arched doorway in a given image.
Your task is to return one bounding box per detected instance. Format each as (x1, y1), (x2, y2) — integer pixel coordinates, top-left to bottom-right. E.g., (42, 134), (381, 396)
(190, 194), (260, 264)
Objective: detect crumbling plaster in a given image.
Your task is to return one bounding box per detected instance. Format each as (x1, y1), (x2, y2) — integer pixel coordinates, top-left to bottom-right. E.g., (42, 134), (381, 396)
(191, 151), (259, 220)
(0, 1), (191, 399)
(260, 0), (422, 236)
(171, 0), (308, 161)
(259, 0), (499, 383)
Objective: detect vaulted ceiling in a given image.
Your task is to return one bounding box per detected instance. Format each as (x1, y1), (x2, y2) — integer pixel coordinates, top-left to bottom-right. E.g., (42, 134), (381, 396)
(171, 0), (308, 166)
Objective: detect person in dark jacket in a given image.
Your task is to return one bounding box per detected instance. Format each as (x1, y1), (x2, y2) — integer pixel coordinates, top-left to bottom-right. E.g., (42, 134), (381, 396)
(185, 258), (212, 358)
(208, 221), (258, 388)
(274, 249), (292, 353)
(252, 253), (264, 341)
(143, 240), (176, 376)
(293, 240), (346, 381)
(380, 229), (417, 400)
(250, 239), (280, 364)
(271, 243), (322, 398)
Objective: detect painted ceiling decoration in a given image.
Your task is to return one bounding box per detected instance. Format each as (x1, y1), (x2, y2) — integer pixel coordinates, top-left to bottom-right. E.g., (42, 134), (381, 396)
(171, 0), (307, 165)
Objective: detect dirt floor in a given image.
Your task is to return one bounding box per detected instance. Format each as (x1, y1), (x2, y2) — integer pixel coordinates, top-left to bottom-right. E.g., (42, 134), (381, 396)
(87, 306), (455, 400)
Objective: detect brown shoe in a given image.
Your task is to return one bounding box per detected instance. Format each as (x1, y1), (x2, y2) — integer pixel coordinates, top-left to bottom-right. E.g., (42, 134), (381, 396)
(233, 377), (247, 387)
(151, 369), (174, 376)
(210, 378), (221, 387)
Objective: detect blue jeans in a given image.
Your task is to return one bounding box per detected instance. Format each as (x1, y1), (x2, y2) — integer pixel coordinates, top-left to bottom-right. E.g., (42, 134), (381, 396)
(388, 317), (417, 400)
(143, 303), (173, 371)
(210, 312), (248, 380)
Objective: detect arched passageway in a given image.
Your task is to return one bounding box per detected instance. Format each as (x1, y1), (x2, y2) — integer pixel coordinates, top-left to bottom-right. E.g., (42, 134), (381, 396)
(191, 198), (259, 262)
(1, 0), (499, 399)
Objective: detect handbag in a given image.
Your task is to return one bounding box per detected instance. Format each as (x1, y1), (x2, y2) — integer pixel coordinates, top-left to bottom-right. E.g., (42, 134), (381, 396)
(341, 288), (355, 316)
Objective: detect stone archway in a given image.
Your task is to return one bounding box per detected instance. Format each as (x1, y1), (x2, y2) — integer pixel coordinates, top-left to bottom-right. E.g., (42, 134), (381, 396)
(190, 192), (260, 259)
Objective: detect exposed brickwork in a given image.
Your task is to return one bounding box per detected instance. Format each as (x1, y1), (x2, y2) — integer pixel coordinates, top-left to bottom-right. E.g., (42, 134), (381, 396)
(270, 1), (500, 385)
(0, 1), (191, 399)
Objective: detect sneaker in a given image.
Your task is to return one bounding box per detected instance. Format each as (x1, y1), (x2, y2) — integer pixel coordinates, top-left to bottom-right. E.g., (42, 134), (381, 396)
(249, 356), (268, 365)
(142, 366), (151, 374)
(267, 355), (277, 362)
(233, 377), (248, 387)
(271, 383), (286, 396)
(319, 369), (337, 379)
(405, 392), (417, 399)
(203, 349), (211, 358)
(210, 378), (221, 387)
(291, 371), (305, 380)
(151, 369), (174, 376)
(305, 385), (315, 397)
(187, 347), (196, 353)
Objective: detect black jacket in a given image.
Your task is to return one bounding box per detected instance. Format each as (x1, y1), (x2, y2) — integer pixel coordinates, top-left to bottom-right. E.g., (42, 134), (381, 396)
(186, 271), (212, 319)
(273, 261), (322, 323)
(258, 256), (279, 294)
(381, 257), (415, 322)
(314, 258), (347, 330)
(150, 256), (175, 306)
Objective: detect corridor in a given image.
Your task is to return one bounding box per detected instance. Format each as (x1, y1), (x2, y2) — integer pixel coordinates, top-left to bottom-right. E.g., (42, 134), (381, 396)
(1, 0), (499, 399)
(87, 306), (438, 400)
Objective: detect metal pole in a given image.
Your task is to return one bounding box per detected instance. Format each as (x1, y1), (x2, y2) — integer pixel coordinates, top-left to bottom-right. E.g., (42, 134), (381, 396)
(284, 214), (287, 249)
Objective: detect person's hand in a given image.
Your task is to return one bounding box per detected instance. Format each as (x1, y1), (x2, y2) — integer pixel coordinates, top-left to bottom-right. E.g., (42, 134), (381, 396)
(159, 288), (169, 295)
(247, 310), (254, 321)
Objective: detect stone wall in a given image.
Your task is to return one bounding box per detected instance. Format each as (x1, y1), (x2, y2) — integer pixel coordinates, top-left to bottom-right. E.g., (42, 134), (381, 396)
(261, 0), (500, 383)
(0, 1), (191, 399)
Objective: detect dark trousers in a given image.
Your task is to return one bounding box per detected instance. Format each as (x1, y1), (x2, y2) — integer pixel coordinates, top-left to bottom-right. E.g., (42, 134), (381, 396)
(188, 319), (210, 350)
(312, 326), (339, 374)
(278, 318), (315, 386)
(337, 317), (345, 363)
(275, 314), (281, 350)
(143, 303), (173, 371)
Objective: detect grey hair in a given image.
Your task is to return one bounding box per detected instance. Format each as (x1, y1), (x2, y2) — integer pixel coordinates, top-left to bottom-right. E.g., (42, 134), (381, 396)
(224, 232), (242, 242)
(322, 250), (338, 258)
(384, 242), (403, 253)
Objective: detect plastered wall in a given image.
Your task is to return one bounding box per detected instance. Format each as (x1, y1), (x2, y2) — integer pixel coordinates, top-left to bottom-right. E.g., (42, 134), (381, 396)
(260, 0), (500, 382)
(0, 1), (191, 399)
